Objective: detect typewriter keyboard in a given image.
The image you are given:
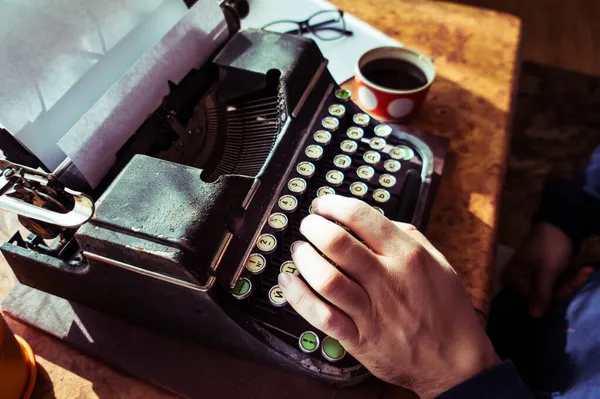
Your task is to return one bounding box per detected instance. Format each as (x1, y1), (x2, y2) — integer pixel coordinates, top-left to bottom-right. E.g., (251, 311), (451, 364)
(231, 88), (425, 366)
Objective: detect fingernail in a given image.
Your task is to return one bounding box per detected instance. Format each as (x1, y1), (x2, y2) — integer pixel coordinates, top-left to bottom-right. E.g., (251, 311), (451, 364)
(311, 197), (321, 212)
(278, 272), (292, 287)
(290, 240), (306, 253)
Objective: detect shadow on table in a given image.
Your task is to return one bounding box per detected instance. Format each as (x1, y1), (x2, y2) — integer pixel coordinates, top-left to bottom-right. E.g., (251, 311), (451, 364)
(31, 363), (57, 399)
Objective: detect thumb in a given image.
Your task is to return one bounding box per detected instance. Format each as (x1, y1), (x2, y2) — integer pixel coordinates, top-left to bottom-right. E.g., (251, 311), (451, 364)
(529, 270), (558, 318)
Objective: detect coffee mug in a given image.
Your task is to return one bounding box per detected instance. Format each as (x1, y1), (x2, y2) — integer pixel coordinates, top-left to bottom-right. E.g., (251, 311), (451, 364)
(355, 46), (436, 122)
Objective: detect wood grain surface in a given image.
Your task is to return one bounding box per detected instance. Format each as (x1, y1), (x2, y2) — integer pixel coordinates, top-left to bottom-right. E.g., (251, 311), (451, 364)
(0, 0), (521, 397)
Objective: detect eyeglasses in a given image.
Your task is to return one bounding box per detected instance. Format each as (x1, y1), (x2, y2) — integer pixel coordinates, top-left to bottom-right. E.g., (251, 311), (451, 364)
(261, 10), (353, 41)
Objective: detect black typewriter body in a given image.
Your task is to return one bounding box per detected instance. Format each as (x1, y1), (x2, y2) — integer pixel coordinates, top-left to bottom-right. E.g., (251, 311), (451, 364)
(1, 30), (447, 385)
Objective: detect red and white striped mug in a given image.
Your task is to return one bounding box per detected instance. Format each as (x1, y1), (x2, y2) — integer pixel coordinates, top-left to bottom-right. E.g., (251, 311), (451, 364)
(355, 46), (436, 122)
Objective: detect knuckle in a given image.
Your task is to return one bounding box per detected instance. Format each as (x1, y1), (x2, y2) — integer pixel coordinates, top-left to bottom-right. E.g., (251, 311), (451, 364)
(323, 230), (352, 256)
(315, 269), (345, 298)
(401, 243), (430, 272)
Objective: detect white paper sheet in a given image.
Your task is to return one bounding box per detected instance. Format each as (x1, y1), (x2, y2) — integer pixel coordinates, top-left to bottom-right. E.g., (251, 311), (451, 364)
(242, 0), (403, 84)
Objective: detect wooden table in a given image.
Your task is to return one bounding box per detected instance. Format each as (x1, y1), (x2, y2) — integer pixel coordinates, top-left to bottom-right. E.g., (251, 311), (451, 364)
(0, 0), (521, 397)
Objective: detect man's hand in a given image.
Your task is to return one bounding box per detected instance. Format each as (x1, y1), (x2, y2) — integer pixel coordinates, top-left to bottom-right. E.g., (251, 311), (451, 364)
(277, 195), (499, 399)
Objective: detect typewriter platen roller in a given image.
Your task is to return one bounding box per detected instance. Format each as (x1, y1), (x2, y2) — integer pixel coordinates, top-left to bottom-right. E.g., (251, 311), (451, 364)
(1, 30), (447, 385)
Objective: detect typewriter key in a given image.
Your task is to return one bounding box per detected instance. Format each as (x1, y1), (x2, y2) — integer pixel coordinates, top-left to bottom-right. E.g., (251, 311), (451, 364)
(328, 104), (346, 118)
(232, 277), (252, 300)
(305, 144), (324, 160)
(299, 331), (320, 354)
(296, 161), (316, 178)
(280, 260), (300, 276)
(278, 195), (298, 212)
(268, 212), (289, 231)
(321, 116), (340, 131)
(321, 336), (346, 362)
(390, 145), (414, 160)
(257, 233), (277, 253)
(340, 140), (358, 155)
(369, 137), (386, 151)
(379, 174), (397, 188)
(353, 113), (370, 127)
(245, 253), (267, 275)
(288, 178), (308, 194)
(346, 126), (364, 140)
(356, 165), (375, 181)
(335, 88), (351, 102)
(313, 130), (332, 145)
(350, 181), (368, 197)
(308, 204), (314, 214)
(333, 154), (352, 170)
(363, 151), (381, 165)
(374, 124), (393, 138)
(373, 188), (391, 203)
(325, 170), (344, 186)
(269, 285), (287, 307)
(317, 186), (336, 197)
(384, 159), (401, 173)
(373, 206), (385, 215)
(402, 146), (415, 160)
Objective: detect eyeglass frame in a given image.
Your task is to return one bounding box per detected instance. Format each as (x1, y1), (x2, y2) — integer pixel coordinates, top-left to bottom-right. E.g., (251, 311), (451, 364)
(261, 9), (354, 41)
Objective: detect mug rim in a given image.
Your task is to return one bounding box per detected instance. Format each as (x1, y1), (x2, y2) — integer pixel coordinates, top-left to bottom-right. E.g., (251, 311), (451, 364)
(356, 46), (436, 95)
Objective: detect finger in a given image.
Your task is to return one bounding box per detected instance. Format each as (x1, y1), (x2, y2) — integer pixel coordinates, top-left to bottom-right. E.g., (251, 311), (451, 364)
(277, 272), (359, 343)
(529, 269), (559, 318)
(291, 241), (371, 318)
(555, 266), (596, 300)
(299, 214), (382, 286)
(310, 195), (401, 255)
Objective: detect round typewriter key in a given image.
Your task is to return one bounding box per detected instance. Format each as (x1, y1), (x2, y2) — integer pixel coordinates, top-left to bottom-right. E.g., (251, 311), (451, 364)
(325, 170), (344, 186)
(328, 104), (346, 118)
(373, 206), (385, 215)
(321, 336), (346, 362)
(379, 174), (397, 188)
(269, 285), (287, 307)
(384, 159), (401, 173)
(268, 212), (289, 231)
(340, 140), (358, 155)
(369, 137), (386, 151)
(333, 154), (352, 170)
(257, 233), (277, 253)
(350, 181), (368, 197)
(353, 113), (370, 127)
(278, 195), (298, 212)
(346, 126), (364, 140)
(321, 116), (340, 131)
(317, 186), (336, 197)
(299, 331), (320, 354)
(373, 188), (391, 203)
(363, 150), (381, 165)
(288, 177), (307, 194)
(232, 277), (252, 300)
(374, 124), (393, 138)
(356, 165), (375, 181)
(335, 88), (351, 102)
(390, 146), (407, 160)
(296, 161), (316, 178)
(402, 146), (415, 160)
(280, 260), (300, 276)
(308, 204), (314, 214)
(313, 130), (332, 145)
(305, 144), (324, 160)
(245, 253), (267, 275)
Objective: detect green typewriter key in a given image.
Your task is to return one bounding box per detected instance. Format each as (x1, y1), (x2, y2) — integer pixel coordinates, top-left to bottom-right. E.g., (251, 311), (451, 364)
(321, 336), (346, 362)
(232, 277), (252, 300)
(321, 116), (340, 131)
(299, 331), (320, 354)
(313, 130), (332, 145)
(373, 206), (385, 215)
(280, 260), (300, 276)
(269, 285), (287, 307)
(374, 124), (393, 138)
(340, 140), (358, 155)
(379, 174), (397, 188)
(350, 181), (368, 197)
(353, 113), (370, 127)
(356, 165), (375, 181)
(333, 154), (352, 170)
(373, 188), (391, 203)
(268, 212), (288, 231)
(296, 161), (316, 178)
(278, 195), (298, 212)
(346, 126), (364, 140)
(245, 253), (267, 275)
(369, 137), (386, 151)
(363, 151), (381, 165)
(325, 170), (344, 186)
(390, 145), (414, 160)
(257, 233), (277, 253)
(328, 104), (346, 118)
(305, 144), (324, 160)
(335, 88), (351, 102)
(384, 159), (401, 173)
(317, 186), (336, 197)
(288, 177), (307, 194)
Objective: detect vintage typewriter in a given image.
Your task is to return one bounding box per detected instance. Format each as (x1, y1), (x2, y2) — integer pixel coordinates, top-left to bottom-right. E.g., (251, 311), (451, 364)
(0, 0), (447, 386)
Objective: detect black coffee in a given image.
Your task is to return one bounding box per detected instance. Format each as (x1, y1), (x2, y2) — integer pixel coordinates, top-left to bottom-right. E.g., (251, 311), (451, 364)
(361, 58), (428, 91)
